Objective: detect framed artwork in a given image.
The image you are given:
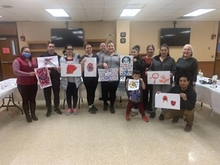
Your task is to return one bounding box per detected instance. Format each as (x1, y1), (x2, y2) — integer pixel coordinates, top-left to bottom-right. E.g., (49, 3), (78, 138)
(60, 63), (81, 77)
(155, 93), (180, 110)
(37, 56), (59, 68)
(120, 55), (133, 76)
(147, 71), (170, 84)
(84, 57), (97, 77)
(128, 79), (139, 91)
(98, 68), (119, 82)
(34, 67), (52, 89)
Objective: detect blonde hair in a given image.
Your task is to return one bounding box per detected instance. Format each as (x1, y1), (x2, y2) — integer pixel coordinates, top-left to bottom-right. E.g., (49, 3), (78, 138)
(183, 44), (194, 56)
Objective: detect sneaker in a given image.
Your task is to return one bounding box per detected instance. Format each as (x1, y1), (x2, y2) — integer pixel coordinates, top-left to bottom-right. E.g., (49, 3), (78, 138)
(126, 114), (130, 120)
(56, 108), (62, 115)
(172, 116), (180, 123)
(150, 112), (156, 118)
(110, 106), (115, 114)
(66, 108), (72, 116)
(103, 104), (109, 111)
(184, 124), (192, 132)
(73, 108), (78, 115)
(88, 106), (96, 114)
(142, 116), (148, 122)
(159, 114), (164, 121)
(92, 105), (98, 111)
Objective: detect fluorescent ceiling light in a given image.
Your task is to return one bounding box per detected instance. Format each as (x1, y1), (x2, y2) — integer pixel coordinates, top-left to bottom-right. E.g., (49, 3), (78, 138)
(184, 9), (215, 17)
(0, 16), (2, 17)
(45, 9), (69, 17)
(120, 9), (141, 17)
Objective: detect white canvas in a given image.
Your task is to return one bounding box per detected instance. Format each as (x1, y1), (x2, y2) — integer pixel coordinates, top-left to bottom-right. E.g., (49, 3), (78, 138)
(60, 63), (81, 77)
(155, 93), (180, 110)
(147, 71), (170, 84)
(120, 55), (133, 76)
(34, 67), (52, 89)
(37, 56), (59, 68)
(84, 57), (97, 77)
(98, 68), (119, 82)
(128, 79), (139, 91)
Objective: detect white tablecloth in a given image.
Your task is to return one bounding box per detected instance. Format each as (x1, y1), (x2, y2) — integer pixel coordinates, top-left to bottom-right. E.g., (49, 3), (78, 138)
(0, 78), (17, 100)
(196, 78), (220, 115)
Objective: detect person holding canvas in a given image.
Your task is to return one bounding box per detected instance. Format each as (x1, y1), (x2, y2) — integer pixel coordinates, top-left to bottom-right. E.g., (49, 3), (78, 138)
(148, 43), (176, 120)
(60, 44), (82, 116)
(80, 44), (99, 114)
(164, 75), (196, 132)
(125, 70), (148, 122)
(40, 42), (62, 117)
(12, 46), (38, 123)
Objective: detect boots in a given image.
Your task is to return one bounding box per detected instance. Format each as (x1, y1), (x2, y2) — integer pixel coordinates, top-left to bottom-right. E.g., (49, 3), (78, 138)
(30, 103), (38, 121)
(23, 104), (32, 123)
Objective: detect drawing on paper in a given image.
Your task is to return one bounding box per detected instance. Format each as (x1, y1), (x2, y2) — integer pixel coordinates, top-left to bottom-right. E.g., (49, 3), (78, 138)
(120, 55), (133, 76)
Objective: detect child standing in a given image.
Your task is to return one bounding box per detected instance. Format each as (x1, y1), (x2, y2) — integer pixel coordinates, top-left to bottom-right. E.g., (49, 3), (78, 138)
(125, 70), (148, 122)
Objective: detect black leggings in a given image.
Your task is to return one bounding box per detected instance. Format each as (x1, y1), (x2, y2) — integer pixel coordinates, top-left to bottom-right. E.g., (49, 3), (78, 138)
(17, 84), (38, 110)
(101, 81), (119, 106)
(83, 77), (98, 106)
(66, 82), (78, 109)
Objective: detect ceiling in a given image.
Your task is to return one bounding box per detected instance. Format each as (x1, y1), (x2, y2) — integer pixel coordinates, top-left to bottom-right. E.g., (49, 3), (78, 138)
(0, 0), (220, 22)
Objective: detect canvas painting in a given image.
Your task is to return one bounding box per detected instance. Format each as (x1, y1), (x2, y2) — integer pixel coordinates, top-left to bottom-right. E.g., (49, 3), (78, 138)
(120, 55), (133, 76)
(34, 67), (52, 89)
(147, 71), (170, 84)
(128, 79), (139, 91)
(155, 93), (180, 110)
(84, 57), (97, 77)
(37, 56), (59, 68)
(98, 68), (119, 81)
(60, 63), (81, 77)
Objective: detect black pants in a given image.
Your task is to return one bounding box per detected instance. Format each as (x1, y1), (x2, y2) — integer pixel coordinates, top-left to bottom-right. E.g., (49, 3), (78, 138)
(83, 77), (98, 106)
(66, 82), (78, 109)
(143, 84), (153, 110)
(18, 84), (38, 114)
(101, 81), (119, 107)
(43, 77), (60, 111)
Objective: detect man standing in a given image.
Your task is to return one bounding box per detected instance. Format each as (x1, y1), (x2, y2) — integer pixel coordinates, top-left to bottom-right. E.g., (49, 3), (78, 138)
(164, 75), (196, 132)
(40, 42), (62, 117)
(96, 42), (106, 60)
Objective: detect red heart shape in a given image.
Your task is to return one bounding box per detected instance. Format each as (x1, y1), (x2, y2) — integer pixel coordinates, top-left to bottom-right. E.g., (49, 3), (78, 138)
(171, 100), (176, 106)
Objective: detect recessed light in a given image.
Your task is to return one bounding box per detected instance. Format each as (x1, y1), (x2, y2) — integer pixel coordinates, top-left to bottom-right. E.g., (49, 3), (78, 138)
(45, 9), (69, 17)
(184, 9), (215, 17)
(0, 16), (2, 17)
(1, 5), (14, 8)
(120, 9), (141, 17)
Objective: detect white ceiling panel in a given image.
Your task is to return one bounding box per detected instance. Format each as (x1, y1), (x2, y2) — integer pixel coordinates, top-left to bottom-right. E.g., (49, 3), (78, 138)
(0, 0), (220, 22)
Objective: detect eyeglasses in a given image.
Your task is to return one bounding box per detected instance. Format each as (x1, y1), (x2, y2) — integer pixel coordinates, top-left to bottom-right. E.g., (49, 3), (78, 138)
(67, 48), (73, 50)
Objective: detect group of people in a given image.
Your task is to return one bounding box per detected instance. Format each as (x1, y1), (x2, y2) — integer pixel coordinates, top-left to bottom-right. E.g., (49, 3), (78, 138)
(12, 41), (197, 132)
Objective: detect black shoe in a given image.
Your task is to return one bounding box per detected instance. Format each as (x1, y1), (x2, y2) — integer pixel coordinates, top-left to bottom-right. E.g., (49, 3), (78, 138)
(89, 107), (96, 114)
(56, 108), (62, 115)
(110, 106), (115, 114)
(159, 114), (164, 121)
(148, 110), (153, 114)
(26, 116), (32, 123)
(103, 104), (109, 111)
(150, 112), (156, 118)
(46, 111), (51, 117)
(32, 115), (38, 121)
(184, 124), (192, 132)
(92, 105), (98, 111)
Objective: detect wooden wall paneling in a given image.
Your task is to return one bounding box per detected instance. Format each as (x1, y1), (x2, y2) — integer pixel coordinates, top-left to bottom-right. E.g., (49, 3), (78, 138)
(198, 61), (215, 78)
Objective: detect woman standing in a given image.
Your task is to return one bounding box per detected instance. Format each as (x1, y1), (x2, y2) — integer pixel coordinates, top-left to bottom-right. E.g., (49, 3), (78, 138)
(98, 41), (120, 114)
(142, 44), (155, 113)
(149, 43), (176, 120)
(12, 46), (38, 123)
(80, 44), (99, 114)
(60, 44), (82, 116)
(175, 44), (198, 87)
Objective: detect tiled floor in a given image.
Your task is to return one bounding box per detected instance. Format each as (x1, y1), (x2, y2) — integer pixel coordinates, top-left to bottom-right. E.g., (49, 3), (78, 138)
(0, 99), (220, 165)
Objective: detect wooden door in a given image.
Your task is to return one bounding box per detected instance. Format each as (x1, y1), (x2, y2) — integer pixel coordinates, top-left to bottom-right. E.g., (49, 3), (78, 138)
(0, 37), (19, 80)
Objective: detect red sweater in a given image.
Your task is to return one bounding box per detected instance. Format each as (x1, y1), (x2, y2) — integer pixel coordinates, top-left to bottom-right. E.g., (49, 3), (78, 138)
(15, 56), (37, 85)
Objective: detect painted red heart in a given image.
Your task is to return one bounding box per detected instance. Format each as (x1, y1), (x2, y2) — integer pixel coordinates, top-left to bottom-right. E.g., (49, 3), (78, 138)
(171, 100), (176, 106)
(66, 64), (77, 74)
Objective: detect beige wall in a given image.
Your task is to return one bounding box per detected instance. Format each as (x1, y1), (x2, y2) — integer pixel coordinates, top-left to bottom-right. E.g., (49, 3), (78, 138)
(17, 21), (218, 61)
(17, 21), (116, 55)
(130, 21), (219, 61)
